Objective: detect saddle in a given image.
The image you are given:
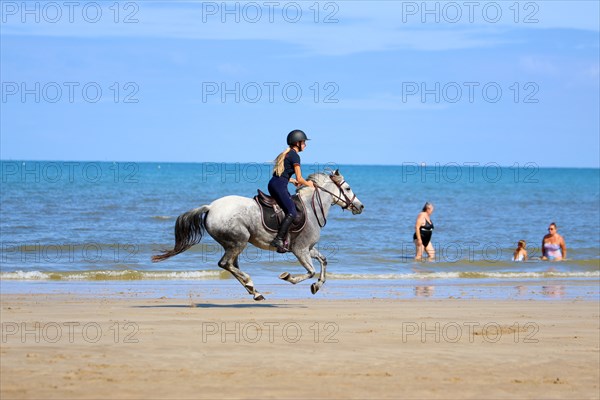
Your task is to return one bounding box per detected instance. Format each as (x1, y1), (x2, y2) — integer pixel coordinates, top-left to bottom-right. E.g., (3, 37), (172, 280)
(254, 190), (307, 233)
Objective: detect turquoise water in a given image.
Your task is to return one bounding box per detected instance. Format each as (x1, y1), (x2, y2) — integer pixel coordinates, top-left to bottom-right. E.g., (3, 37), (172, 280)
(1, 161), (598, 297)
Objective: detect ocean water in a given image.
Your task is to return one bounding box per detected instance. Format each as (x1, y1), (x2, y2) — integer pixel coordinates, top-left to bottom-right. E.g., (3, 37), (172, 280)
(1, 161), (599, 298)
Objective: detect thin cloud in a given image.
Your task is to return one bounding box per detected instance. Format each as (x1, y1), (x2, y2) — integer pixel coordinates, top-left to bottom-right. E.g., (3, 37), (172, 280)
(2, 1), (598, 56)
(320, 93), (449, 111)
(520, 56), (560, 75)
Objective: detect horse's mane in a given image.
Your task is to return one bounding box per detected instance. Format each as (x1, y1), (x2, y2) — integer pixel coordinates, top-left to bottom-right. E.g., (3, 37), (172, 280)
(296, 171), (344, 194)
(307, 172), (327, 183)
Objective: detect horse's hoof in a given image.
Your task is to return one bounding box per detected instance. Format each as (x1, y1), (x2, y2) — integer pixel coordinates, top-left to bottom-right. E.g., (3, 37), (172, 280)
(254, 294), (265, 301)
(279, 272), (290, 281)
(311, 282), (320, 295)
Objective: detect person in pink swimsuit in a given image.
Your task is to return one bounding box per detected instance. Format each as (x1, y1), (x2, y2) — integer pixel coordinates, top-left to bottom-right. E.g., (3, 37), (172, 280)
(541, 223), (567, 261)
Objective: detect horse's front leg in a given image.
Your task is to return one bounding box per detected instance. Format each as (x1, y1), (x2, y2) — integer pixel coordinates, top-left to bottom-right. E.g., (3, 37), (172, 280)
(309, 248), (327, 294)
(279, 247), (315, 285)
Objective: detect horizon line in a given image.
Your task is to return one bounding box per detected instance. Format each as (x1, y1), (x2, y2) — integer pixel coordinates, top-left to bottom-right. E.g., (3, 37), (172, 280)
(1, 158), (599, 170)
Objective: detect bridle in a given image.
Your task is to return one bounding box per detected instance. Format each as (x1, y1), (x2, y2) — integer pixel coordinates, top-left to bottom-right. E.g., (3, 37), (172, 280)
(310, 175), (358, 227)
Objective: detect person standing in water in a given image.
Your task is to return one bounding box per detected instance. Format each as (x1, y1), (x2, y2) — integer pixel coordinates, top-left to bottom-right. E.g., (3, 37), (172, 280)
(541, 222), (567, 261)
(414, 202), (435, 261)
(268, 130), (315, 253)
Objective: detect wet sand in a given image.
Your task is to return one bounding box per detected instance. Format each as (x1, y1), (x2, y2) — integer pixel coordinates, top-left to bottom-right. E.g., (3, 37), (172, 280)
(1, 294), (599, 399)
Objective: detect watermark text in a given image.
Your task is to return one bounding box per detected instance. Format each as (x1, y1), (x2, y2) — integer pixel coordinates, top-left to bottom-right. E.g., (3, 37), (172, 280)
(400, 1), (539, 24)
(1, 1), (139, 24)
(200, 1), (339, 24)
(201, 321), (339, 343)
(2, 82), (140, 104)
(402, 81), (539, 104)
(2, 321), (140, 343)
(1, 162), (139, 184)
(401, 321), (539, 343)
(201, 81), (339, 104)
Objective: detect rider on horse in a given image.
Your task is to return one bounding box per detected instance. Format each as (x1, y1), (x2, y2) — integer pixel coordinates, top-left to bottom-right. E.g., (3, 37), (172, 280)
(268, 130), (315, 253)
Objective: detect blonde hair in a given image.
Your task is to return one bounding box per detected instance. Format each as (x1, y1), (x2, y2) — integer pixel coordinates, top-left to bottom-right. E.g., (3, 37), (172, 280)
(273, 147), (291, 177)
(518, 240), (526, 249)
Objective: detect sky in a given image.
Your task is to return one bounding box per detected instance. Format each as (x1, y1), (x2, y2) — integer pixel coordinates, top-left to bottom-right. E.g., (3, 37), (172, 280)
(1, 1), (599, 167)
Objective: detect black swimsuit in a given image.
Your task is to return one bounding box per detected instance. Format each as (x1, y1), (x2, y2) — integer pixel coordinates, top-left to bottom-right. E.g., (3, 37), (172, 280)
(413, 219), (434, 247)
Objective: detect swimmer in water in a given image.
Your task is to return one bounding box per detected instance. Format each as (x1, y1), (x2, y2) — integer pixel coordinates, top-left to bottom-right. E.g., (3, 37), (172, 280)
(513, 240), (528, 261)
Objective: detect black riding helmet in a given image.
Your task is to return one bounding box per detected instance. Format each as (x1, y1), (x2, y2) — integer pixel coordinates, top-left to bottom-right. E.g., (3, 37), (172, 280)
(286, 129), (310, 146)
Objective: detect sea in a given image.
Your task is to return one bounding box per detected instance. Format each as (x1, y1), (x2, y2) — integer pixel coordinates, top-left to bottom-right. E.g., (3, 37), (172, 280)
(1, 161), (599, 300)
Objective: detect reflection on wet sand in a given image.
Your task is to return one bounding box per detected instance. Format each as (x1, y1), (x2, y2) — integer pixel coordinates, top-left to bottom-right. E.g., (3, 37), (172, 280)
(515, 285), (528, 296)
(542, 285), (566, 298)
(515, 285), (566, 298)
(414, 286), (435, 297)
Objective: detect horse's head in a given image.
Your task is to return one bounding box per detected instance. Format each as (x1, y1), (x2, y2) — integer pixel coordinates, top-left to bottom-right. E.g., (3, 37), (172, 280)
(316, 169), (364, 215)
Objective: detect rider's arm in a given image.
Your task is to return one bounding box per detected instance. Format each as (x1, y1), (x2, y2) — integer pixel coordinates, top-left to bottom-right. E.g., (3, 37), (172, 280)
(293, 165), (314, 188)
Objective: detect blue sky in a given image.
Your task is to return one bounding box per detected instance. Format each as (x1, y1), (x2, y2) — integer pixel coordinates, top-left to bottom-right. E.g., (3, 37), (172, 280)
(1, 1), (599, 167)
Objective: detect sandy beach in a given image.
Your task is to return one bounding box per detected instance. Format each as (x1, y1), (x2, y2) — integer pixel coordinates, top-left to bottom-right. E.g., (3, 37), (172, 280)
(1, 294), (598, 399)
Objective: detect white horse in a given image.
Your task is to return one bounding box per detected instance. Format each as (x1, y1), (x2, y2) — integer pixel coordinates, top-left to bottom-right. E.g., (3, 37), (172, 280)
(152, 170), (364, 300)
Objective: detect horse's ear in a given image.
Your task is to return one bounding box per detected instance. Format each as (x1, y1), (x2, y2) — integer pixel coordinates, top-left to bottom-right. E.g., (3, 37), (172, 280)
(334, 169), (340, 175)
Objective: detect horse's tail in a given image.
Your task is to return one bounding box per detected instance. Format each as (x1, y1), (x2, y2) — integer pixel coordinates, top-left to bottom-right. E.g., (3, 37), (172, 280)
(151, 205), (210, 262)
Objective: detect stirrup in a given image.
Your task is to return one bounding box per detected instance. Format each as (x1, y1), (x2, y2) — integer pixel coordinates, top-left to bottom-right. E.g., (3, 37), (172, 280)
(270, 238), (289, 253)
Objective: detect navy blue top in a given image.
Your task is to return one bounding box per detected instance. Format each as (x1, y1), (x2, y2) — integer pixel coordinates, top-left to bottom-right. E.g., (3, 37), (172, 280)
(274, 149), (300, 180)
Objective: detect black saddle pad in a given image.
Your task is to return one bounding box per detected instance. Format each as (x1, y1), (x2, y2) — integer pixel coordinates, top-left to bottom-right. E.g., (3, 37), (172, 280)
(254, 190), (307, 233)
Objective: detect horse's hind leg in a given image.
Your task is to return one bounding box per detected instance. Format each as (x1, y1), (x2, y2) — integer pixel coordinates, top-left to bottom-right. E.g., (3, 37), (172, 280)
(218, 247), (265, 301)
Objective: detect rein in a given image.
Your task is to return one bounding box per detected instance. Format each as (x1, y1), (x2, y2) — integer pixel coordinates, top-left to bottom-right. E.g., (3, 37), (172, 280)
(311, 186), (327, 227)
(310, 176), (357, 228)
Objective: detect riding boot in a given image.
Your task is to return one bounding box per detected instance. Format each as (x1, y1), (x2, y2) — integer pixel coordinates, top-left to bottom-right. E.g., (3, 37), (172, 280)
(271, 214), (294, 253)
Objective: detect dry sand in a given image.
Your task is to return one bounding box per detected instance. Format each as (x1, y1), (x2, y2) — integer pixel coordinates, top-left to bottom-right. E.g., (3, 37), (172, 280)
(1, 294), (599, 399)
